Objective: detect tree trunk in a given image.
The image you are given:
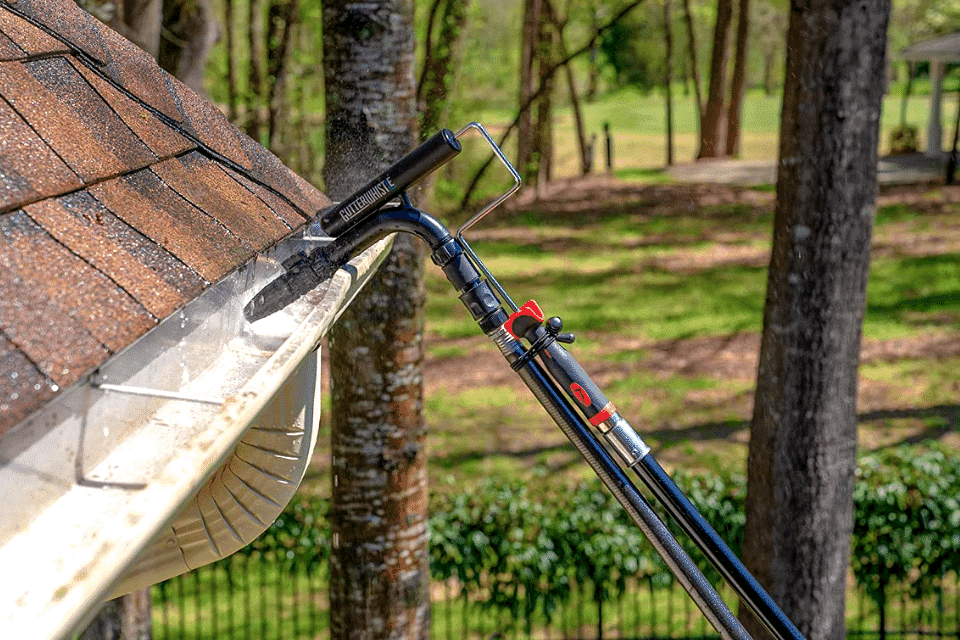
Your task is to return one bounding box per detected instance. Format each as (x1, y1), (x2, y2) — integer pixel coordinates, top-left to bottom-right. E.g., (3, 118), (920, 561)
(322, 1), (430, 639)
(78, 589), (151, 640)
(416, 0), (470, 205)
(664, 0), (674, 166)
(697, 0), (733, 158)
(157, 0), (218, 95)
(724, 0), (749, 157)
(247, 0), (266, 140)
(418, 0), (471, 137)
(223, 0), (239, 122)
(458, 0), (645, 208)
(531, 4), (557, 188)
(517, 0), (543, 180)
(266, 0), (300, 153)
(739, 0), (891, 638)
(122, 0), (162, 58)
(681, 0), (704, 128)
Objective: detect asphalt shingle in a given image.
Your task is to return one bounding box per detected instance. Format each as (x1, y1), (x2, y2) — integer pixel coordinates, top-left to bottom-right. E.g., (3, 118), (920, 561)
(0, 0), (328, 434)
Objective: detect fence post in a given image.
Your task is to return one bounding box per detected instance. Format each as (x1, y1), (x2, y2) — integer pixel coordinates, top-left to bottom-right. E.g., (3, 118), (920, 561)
(603, 122), (613, 173)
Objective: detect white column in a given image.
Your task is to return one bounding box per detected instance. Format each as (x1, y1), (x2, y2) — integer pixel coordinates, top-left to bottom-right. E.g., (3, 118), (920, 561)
(927, 60), (944, 157)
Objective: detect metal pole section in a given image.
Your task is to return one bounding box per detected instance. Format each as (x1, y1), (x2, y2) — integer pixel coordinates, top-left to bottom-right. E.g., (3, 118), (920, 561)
(488, 327), (752, 640)
(632, 456), (805, 640)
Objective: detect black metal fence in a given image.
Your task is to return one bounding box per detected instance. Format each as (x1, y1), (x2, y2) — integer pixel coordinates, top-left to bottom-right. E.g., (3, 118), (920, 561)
(150, 554), (960, 640)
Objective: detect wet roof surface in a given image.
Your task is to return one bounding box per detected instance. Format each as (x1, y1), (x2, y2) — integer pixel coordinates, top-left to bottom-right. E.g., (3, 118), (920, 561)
(0, 0), (330, 434)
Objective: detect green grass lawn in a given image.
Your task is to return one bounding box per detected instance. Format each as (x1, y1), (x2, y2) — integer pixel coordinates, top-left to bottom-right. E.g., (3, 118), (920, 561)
(503, 87), (960, 178)
(411, 183), (960, 488)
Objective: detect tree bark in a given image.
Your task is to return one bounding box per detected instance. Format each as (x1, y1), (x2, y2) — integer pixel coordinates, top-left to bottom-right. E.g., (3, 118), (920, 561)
(322, 1), (430, 639)
(531, 4), (557, 188)
(78, 589), (151, 640)
(517, 0), (543, 181)
(697, 0), (733, 158)
(681, 0), (704, 128)
(724, 0), (749, 157)
(740, 0), (891, 637)
(664, 0), (674, 166)
(266, 0), (300, 153)
(157, 0), (218, 95)
(418, 0), (471, 138)
(247, 0), (266, 140)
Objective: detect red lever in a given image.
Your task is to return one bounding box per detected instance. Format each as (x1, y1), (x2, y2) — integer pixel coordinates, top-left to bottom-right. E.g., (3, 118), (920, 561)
(504, 299), (544, 340)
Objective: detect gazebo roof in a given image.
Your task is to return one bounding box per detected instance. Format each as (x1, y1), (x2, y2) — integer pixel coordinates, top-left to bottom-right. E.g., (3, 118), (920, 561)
(902, 32), (960, 62)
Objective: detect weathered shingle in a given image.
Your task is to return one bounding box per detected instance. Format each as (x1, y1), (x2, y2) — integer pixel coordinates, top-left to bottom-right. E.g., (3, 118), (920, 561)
(0, 213), (110, 388)
(152, 152), (293, 248)
(24, 194), (201, 318)
(0, 95), (83, 211)
(0, 334), (54, 437)
(89, 168), (256, 283)
(0, 211), (156, 351)
(4, 0), (107, 64)
(0, 6), (65, 59)
(0, 56), (157, 182)
(76, 63), (194, 160)
(0, 0), (330, 433)
(0, 26), (24, 59)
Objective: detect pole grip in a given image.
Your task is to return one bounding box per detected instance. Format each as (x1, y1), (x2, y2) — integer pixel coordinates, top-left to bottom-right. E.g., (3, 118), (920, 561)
(319, 129), (462, 237)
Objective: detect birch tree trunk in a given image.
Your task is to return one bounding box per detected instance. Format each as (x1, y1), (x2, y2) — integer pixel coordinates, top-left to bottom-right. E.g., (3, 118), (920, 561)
(740, 0), (891, 637)
(322, 1), (430, 638)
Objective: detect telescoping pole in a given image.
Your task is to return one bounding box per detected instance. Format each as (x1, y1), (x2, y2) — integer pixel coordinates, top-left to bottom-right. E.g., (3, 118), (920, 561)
(245, 125), (806, 640)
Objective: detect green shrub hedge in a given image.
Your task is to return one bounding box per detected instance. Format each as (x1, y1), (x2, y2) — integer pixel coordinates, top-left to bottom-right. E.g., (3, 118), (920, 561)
(237, 445), (960, 627)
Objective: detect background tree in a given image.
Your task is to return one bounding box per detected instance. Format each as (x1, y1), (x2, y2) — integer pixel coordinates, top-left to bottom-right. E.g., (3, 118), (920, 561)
(724, 0), (749, 156)
(681, 0), (705, 128)
(754, 0), (787, 96)
(75, 0), (214, 95)
(418, 0), (472, 137)
(321, 1), (430, 639)
(740, 0), (891, 637)
(516, 0), (559, 187)
(697, 0), (732, 158)
(157, 0), (219, 94)
(664, 0), (675, 166)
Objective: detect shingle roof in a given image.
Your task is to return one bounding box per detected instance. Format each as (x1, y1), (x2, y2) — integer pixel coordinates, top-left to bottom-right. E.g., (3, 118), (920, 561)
(0, 0), (329, 435)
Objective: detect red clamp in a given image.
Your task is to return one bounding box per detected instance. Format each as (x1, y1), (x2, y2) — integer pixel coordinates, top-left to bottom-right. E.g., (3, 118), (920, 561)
(504, 299), (544, 341)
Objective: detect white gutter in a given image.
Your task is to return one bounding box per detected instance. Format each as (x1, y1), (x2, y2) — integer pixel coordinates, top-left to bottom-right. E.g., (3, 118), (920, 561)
(0, 228), (390, 639)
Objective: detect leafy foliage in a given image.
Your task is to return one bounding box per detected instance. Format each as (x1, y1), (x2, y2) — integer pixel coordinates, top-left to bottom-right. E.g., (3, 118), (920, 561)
(238, 445), (960, 630)
(852, 445), (960, 607)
